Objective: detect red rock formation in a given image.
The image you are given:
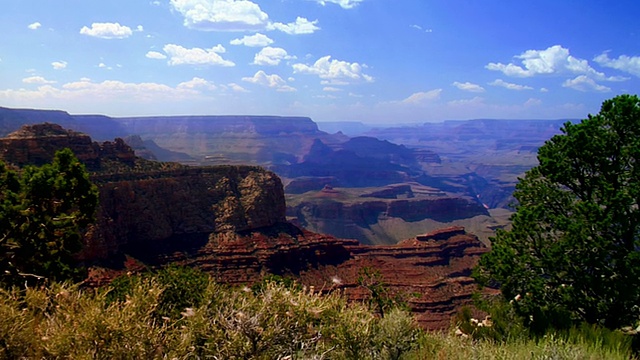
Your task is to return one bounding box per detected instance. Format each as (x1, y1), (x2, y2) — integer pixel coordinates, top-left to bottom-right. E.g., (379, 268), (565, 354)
(82, 166), (286, 260)
(104, 223), (487, 330)
(0, 123), (136, 170)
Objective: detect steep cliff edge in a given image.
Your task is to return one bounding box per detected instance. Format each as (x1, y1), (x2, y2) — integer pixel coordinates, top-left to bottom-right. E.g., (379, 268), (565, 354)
(84, 166), (286, 260)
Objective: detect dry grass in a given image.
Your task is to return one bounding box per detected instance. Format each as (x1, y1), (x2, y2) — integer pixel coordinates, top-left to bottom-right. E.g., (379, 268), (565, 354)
(0, 274), (634, 359)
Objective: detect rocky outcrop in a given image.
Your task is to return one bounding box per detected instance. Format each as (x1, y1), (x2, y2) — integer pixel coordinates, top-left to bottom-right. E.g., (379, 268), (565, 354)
(0, 124), (286, 261)
(82, 166), (286, 260)
(0, 123), (135, 170)
(284, 176), (341, 194)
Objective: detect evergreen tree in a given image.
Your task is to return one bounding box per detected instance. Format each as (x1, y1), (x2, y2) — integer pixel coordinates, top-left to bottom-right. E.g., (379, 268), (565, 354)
(0, 148), (98, 286)
(475, 95), (640, 330)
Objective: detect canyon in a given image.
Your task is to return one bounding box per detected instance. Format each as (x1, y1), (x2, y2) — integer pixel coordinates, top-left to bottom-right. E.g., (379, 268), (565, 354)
(0, 123), (489, 330)
(0, 106), (541, 245)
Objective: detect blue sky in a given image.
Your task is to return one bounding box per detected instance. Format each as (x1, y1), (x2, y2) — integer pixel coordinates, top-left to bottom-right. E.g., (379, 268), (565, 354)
(1, 0), (639, 123)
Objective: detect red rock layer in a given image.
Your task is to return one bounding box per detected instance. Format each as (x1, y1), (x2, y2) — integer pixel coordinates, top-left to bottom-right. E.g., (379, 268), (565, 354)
(119, 224), (488, 331)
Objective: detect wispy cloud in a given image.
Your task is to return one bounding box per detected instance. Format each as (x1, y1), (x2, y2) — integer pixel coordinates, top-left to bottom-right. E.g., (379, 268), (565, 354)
(252, 47), (295, 66)
(242, 70), (296, 92)
(315, 0), (363, 9)
(293, 55), (373, 84)
(594, 51), (640, 77)
(22, 76), (56, 84)
(489, 79), (533, 91)
(562, 75), (610, 92)
(267, 17), (320, 35)
(51, 61), (67, 70)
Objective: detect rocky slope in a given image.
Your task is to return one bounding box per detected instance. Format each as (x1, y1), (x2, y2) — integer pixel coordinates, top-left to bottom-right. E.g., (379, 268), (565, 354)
(127, 223), (488, 330)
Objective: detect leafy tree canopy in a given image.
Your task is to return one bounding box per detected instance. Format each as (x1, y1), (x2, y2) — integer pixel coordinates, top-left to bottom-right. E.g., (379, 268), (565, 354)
(0, 148), (98, 286)
(475, 94), (640, 331)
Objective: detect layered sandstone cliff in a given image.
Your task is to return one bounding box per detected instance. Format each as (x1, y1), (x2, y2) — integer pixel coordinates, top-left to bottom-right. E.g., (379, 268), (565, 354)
(135, 224), (487, 330)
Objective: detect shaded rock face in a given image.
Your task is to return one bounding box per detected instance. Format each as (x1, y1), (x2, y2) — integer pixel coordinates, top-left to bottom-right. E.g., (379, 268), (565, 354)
(82, 167), (286, 260)
(0, 124), (286, 261)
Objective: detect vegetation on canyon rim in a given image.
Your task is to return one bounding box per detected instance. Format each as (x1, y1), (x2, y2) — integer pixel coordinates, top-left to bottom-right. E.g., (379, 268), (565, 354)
(0, 95), (639, 358)
(0, 267), (634, 359)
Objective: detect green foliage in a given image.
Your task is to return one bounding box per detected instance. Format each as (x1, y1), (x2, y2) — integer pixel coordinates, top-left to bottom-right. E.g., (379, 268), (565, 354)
(250, 273), (302, 294)
(0, 148), (98, 286)
(455, 296), (529, 343)
(475, 94), (640, 330)
(106, 265), (210, 320)
(0, 275), (633, 359)
(153, 265), (210, 319)
(357, 266), (406, 317)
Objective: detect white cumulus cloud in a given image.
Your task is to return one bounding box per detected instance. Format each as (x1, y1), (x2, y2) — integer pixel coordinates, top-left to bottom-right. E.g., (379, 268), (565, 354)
(52, 61), (67, 70)
(489, 79), (533, 91)
(146, 51), (167, 59)
(80, 22), (133, 39)
(230, 33), (273, 47)
(252, 47), (295, 66)
(452, 81), (485, 93)
(28, 22), (41, 30)
(170, 0), (269, 31)
(486, 45), (605, 79)
(163, 44), (234, 66)
(316, 0), (363, 9)
(177, 77), (217, 91)
(562, 75), (610, 92)
(267, 17), (319, 35)
(594, 52), (640, 77)
(293, 55), (373, 84)
(22, 76), (56, 84)
(242, 70), (296, 91)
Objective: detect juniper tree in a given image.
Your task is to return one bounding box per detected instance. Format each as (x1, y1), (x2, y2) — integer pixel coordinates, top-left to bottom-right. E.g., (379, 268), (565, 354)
(0, 148), (98, 286)
(475, 94), (640, 330)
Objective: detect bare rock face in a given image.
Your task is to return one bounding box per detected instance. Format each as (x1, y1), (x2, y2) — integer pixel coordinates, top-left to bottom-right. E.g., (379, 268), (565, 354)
(82, 167), (286, 260)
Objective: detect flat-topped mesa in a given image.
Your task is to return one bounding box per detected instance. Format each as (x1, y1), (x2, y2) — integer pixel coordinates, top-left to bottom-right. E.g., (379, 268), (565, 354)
(0, 123), (135, 170)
